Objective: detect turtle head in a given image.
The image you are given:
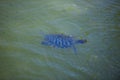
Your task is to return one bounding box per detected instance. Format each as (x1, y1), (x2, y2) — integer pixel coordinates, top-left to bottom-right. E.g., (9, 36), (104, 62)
(75, 39), (87, 44)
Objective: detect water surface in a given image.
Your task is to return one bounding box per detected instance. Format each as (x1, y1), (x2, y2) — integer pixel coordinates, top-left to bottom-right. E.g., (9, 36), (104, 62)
(0, 0), (120, 80)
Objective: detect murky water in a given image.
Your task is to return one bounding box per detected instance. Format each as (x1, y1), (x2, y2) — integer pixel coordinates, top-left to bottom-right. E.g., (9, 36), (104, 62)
(0, 0), (120, 80)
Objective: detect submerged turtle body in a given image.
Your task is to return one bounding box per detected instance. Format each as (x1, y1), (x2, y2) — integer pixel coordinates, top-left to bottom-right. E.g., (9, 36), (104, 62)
(41, 34), (87, 54)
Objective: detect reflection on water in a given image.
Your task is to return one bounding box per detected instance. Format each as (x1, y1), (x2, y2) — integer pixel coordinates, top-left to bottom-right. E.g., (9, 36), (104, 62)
(0, 0), (120, 80)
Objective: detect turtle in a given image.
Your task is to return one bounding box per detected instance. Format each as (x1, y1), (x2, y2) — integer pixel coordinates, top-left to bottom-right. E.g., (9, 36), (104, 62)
(41, 33), (87, 54)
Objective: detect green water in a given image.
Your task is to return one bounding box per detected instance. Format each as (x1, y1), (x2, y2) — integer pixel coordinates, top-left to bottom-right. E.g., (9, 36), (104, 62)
(0, 0), (120, 80)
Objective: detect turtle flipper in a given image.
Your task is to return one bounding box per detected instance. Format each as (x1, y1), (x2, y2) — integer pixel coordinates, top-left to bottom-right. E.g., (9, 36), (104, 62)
(72, 45), (77, 55)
